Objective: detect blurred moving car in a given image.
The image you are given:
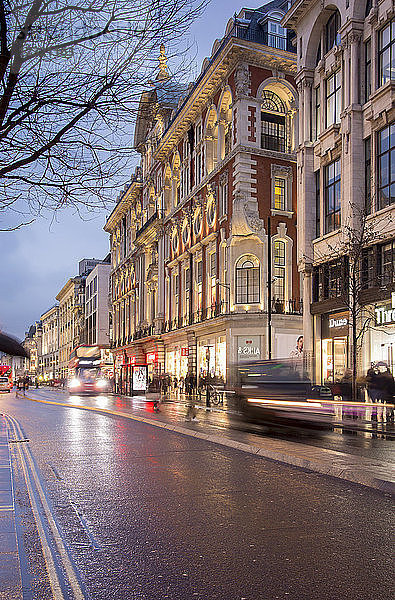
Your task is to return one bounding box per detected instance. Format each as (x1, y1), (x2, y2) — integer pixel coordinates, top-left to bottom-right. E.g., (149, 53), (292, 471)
(0, 376), (12, 392)
(231, 359), (334, 427)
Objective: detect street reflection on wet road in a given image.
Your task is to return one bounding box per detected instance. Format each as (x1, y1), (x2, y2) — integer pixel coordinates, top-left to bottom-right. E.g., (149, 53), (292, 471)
(2, 390), (393, 600)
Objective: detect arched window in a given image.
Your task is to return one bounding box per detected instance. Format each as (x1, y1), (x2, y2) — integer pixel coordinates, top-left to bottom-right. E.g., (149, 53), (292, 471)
(365, 0), (372, 17)
(273, 241), (286, 302)
(325, 10), (341, 54)
(235, 255), (260, 304)
(261, 91), (286, 152)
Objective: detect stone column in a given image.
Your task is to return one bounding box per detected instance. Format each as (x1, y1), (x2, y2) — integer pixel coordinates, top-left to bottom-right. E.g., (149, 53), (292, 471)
(302, 265), (314, 379)
(303, 79), (312, 143)
(350, 32), (361, 106)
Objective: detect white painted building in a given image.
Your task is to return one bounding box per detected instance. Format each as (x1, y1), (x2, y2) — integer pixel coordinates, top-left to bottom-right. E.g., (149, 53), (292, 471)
(85, 262), (111, 346)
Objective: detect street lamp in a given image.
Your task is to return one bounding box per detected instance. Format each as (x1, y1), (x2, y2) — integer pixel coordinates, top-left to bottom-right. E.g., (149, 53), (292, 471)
(216, 279), (230, 313)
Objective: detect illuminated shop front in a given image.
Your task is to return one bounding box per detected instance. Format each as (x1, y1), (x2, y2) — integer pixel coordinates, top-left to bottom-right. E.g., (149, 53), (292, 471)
(366, 294), (395, 374)
(165, 345), (189, 378)
(321, 311), (349, 383)
(197, 336), (226, 381)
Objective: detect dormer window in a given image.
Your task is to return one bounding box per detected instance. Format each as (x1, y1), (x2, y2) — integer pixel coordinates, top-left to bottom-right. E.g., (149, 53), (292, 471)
(259, 10), (286, 51)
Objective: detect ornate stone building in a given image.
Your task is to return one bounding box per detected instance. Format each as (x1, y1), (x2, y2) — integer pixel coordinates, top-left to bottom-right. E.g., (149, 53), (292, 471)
(283, 0), (395, 382)
(105, 1), (303, 393)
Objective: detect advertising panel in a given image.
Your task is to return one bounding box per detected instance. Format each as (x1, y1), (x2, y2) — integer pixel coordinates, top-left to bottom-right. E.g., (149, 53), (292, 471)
(132, 365), (148, 392)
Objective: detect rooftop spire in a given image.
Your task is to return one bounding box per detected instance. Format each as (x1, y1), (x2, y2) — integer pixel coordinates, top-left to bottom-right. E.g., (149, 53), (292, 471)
(157, 44), (169, 81)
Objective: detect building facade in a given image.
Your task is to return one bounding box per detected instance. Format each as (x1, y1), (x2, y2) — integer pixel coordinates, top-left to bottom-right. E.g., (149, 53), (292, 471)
(283, 0), (395, 382)
(105, 2), (304, 393)
(40, 305), (59, 380)
(56, 278), (86, 378)
(85, 261), (111, 346)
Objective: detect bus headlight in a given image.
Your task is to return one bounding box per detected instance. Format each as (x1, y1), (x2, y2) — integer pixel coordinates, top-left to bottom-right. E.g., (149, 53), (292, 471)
(69, 378), (80, 388)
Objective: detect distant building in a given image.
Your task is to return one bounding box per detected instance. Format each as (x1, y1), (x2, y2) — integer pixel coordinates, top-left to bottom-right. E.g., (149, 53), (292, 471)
(55, 258), (109, 378)
(40, 305), (59, 380)
(85, 262), (111, 346)
(105, 1), (303, 393)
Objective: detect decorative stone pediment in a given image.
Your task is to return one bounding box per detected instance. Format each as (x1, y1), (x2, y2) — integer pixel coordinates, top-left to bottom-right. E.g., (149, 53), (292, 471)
(231, 192), (265, 241)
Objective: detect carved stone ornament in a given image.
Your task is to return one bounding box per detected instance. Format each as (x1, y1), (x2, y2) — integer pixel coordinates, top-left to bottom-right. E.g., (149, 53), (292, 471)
(235, 63), (250, 97)
(231, 192), (265, 241)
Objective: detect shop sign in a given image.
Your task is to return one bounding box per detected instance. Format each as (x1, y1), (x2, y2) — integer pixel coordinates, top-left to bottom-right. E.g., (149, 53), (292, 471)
(181, 347), (189, 357)
(375, 293), (395, 326)
(237, 336), (261, 362)
(329, 316), (348, 329)
(146, 352), (157, 363)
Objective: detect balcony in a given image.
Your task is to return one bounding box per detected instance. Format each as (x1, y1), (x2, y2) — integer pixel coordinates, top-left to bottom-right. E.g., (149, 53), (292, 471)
(135, 210), (163, 242)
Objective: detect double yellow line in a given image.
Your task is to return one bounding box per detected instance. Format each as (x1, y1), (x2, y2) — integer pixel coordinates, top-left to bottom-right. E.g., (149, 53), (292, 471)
(6, 414), (85, 600)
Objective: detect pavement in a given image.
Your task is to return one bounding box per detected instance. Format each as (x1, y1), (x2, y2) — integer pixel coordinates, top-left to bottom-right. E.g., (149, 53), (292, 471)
(0, 415), (22, 598)
(15, 388), (395, 496)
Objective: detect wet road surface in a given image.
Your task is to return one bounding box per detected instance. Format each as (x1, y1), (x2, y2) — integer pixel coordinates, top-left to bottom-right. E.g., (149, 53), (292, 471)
(1, 391), (394, 600)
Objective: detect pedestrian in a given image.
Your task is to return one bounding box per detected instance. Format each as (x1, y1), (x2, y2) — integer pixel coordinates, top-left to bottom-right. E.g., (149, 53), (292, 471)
(35, 377), (39, 389)
(340, 369), (352, 402)
(367, 364), (380, 403)
(184, 371), (199, 422)
(374, 363), (395, 422)
(146, 376), (161, 412)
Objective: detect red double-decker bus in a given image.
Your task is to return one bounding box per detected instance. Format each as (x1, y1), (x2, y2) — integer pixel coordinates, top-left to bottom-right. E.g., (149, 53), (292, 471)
(0, 365), (12, 392)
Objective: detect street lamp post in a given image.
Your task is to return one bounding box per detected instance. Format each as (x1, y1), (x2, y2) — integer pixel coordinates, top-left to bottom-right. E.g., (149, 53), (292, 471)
(216, 279), (230, 313)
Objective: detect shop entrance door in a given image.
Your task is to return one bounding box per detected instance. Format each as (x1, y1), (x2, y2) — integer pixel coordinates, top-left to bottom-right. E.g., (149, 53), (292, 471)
(322, 337), (348, 384)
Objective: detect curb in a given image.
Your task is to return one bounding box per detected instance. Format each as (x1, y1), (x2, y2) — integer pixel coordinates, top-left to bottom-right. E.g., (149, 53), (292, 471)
(18, 392), (395, 496)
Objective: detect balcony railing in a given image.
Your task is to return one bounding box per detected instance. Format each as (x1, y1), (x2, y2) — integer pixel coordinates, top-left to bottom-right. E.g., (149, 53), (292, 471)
(111, 299), (302, 348)
(135, 210), (163, 240)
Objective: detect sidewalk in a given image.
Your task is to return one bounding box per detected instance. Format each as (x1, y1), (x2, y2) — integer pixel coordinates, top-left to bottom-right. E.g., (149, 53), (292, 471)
(0, 415), (22, 599)
(23, 389), (395, 495)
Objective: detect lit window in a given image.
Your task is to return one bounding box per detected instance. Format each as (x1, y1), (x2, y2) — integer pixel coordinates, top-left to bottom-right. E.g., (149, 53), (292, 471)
(235, 255), (260, 304)
(274, 177), (286, 210)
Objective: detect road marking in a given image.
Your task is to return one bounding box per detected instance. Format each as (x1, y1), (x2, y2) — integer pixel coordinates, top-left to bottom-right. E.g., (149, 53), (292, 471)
(5, 414), (86, 600)
(16, 392), (395, 495)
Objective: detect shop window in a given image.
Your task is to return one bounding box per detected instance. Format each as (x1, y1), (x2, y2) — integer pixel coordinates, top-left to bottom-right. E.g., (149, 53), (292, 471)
(273, 177), (286, 210)
(273, 241), (286, 302)
(377, 123), (395, 210)
(379, 241), (395, 286)
(261, 91), (286, 153)
(378, 19), (394, 88)
(325, 71), (341, 128)
(235, 255), (260, 304)
(325, 10), (341, 54)
(324, 159), (341, 233)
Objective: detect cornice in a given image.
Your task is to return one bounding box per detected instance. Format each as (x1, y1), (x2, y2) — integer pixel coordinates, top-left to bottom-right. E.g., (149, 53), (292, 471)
(104, 180), (142, 233)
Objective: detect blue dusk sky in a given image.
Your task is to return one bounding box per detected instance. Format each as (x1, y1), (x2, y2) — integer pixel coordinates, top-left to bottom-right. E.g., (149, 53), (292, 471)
(0, 1), (271, 339)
